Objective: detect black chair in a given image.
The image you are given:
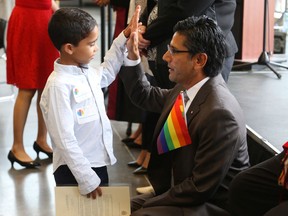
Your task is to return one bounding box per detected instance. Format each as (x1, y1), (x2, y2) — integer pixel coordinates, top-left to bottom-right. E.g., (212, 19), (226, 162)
(246, 125), (280, 166)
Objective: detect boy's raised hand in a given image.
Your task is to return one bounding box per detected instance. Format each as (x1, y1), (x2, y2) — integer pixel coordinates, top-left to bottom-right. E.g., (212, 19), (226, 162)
(124, 5), (141, 60)
(123, 5), (141, 38)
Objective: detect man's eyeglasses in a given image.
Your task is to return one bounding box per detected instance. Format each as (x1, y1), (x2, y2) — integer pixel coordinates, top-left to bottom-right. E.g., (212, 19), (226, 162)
(167, 44), (192, 56)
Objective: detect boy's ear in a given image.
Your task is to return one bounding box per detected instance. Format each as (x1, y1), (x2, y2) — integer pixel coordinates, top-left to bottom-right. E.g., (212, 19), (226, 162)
(63, 43), (74, 55)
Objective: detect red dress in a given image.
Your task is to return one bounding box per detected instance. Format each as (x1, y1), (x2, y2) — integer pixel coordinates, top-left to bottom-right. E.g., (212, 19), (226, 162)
(6, 0), (59, 89)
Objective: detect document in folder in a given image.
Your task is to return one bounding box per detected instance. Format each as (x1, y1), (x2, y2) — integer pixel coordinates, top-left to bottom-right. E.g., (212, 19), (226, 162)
(55, 186), (130, 216)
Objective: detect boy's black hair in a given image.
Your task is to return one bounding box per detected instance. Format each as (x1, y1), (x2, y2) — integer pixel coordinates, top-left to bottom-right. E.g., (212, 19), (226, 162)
(174, 15), (226, 77)
(48, 7), (98, 51)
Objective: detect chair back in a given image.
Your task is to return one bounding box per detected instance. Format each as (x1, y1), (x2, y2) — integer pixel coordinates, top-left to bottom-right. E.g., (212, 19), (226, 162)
(246, 125), (280, 166)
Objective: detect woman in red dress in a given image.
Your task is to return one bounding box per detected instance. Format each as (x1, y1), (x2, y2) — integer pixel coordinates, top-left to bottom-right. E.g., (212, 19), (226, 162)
(6, 0), (59, 168)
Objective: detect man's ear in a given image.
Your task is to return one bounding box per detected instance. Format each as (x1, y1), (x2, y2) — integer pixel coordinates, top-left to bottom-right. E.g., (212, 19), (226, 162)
(194, 53), (207, 68)
(63, 43), (74, 55)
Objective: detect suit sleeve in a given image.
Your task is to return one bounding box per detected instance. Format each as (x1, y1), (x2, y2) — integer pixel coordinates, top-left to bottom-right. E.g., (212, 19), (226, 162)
(143, 0), (215, 47)
(214, 0), (237, 37)
(109, 0), (130, 8)
(119, 64), (169, 113)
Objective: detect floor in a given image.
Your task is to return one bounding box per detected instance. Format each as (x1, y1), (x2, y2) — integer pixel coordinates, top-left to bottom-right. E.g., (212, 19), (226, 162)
(228, 65), (288, 151)
(0, 103), (148, 216)
(1, 5), (288, 216)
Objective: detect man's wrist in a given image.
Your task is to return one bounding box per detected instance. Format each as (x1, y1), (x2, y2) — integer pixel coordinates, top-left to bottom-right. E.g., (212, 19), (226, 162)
(124, 53), (141, 66)
(127, 52), (140, 60)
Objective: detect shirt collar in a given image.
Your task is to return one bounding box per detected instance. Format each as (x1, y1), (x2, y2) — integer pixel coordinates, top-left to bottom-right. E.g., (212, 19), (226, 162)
(54, 58), (89, 75)
(186, 77), (210, 103)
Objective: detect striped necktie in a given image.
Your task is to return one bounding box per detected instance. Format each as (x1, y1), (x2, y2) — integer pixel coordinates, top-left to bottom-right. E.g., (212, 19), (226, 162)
(157, 92), (192, 154)
(183, 90), (189, 105)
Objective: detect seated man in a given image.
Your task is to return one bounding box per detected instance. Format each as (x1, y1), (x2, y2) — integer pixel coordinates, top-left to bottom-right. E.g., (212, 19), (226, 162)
(229, 142), (288, 216)
(121, 15), (250, 215)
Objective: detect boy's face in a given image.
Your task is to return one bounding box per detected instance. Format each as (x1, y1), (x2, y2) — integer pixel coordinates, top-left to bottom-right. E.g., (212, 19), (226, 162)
(69, 26), (99, 66)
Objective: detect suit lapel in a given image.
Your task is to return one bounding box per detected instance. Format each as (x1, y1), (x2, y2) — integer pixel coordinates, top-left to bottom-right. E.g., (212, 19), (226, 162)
(186, 75), (223, 125)
(153, 75), (224, 143)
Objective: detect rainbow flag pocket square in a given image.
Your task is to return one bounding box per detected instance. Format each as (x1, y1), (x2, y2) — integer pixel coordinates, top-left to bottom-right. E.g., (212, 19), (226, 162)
(157, 93), (192, 154)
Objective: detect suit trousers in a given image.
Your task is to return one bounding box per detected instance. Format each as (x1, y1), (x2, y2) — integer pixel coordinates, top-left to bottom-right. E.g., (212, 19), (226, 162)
(131, 193), (230, 216)
(228, 151), (288, 216)
(264, 200), (288, 216)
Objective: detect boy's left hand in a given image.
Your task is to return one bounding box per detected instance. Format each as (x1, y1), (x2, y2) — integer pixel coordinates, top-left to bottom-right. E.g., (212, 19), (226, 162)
(87, 186), (102, 199)
(123, 5), (141, 38)
(94, 0), (110, 7)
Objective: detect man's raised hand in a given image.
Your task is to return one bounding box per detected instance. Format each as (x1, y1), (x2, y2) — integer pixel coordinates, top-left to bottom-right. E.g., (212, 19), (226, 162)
(126, 5), (141, 60)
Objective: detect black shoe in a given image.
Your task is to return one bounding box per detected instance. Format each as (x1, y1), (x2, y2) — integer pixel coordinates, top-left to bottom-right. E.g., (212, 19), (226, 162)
(127, 160), (141, 168)
(7, 151), (41, 168)
(133, 166), (147, 174)
(121, 137), (135, 143)
(33, 142), (53, 159)
(125, 141), (142, 149)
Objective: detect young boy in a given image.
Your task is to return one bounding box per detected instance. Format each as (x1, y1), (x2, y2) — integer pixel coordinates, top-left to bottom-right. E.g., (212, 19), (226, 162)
(40, 7), (140, 199)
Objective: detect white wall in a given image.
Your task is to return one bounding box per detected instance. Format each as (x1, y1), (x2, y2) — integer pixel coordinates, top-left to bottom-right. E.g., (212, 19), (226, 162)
(0, 0), (15, 20)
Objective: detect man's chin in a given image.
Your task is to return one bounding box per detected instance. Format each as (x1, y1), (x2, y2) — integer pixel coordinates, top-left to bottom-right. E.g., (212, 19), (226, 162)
(169, 74), (175, 83)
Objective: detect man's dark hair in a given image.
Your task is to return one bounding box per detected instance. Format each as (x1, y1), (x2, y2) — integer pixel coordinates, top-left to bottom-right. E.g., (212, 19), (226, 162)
(48, 7), (97, 51)
(173, 15), (226, 77)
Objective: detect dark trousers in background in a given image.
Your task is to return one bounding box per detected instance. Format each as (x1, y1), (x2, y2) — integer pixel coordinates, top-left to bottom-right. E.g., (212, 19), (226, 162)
(54, 165), (109, 186)
(222, 55), (234, 82)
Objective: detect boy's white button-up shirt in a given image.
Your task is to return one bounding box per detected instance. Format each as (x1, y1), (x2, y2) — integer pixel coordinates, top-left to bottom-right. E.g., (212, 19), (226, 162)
(40, 32), (140, 195)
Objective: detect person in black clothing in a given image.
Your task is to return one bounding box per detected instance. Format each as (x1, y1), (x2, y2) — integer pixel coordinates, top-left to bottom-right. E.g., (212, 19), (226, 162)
(229, 142), (288, 216)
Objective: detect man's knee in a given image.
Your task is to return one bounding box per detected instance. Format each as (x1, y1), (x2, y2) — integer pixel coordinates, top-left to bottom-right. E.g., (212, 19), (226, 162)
(131, 193), (154, 213)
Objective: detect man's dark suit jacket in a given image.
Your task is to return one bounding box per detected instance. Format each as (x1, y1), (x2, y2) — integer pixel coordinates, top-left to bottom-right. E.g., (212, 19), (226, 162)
(140, 0), (238, 63)
(120, 64), (249, 210)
